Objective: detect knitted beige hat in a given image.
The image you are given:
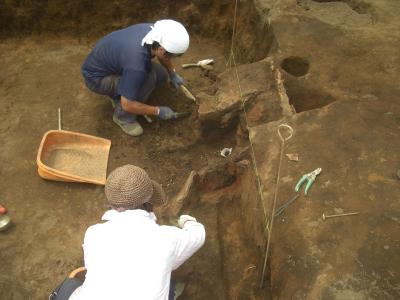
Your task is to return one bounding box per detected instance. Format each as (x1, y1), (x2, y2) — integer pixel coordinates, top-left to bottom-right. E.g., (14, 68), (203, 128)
(105, 165), (167, 209)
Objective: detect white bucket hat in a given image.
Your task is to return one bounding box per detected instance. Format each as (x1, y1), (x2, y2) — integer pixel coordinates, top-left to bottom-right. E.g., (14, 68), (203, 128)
(142, 19), (189, 54)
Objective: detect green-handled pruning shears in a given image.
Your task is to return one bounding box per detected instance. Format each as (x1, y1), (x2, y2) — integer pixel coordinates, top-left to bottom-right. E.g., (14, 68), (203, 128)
(295, 168), (322, 195)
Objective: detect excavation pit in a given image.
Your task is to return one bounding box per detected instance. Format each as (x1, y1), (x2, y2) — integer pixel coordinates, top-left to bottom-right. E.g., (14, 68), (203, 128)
(280, 56), (310, 77)
(1, 1), (399, 299)
(0, 1), (274, 299)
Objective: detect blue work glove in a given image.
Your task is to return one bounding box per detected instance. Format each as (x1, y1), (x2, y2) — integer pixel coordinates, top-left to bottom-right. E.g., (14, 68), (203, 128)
(158, 106), (177, 120)
(169, 71), (185, 89)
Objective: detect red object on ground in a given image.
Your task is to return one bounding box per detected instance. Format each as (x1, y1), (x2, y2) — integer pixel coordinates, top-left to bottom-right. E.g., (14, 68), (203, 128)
(0, 204), (7, 214)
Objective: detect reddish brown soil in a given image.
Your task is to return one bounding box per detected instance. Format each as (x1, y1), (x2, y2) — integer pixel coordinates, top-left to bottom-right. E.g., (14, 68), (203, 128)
(0, 35), (269, 299)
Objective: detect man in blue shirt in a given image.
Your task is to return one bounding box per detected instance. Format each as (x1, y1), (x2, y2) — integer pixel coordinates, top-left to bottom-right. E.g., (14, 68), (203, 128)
(81, 20), (189, 136)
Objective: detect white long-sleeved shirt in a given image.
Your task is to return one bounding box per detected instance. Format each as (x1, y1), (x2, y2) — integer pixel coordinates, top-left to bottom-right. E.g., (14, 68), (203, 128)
(69, 209), (205, 300)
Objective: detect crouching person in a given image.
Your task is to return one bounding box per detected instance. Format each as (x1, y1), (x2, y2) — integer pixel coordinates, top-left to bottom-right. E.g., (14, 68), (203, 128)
(50, 164), (205, 300)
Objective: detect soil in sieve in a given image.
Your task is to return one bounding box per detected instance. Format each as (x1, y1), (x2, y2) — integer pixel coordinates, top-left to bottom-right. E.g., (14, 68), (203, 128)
(43, 147), (109, 181)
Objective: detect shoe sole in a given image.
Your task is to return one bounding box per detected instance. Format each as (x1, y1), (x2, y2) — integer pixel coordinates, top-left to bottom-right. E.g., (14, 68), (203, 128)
(112, 116), (143, 137)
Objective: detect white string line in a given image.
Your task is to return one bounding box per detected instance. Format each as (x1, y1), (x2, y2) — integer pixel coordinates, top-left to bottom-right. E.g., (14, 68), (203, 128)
(227, 0), (238, 68)
(228, 0), (267, 219)
(227, 0), (295, 289)
(259, 124), (293, 288)
(230, 50), (267, 219)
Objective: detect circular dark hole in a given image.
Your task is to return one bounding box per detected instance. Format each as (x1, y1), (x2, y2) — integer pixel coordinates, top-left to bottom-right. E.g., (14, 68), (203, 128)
(280, 56), (310, 77)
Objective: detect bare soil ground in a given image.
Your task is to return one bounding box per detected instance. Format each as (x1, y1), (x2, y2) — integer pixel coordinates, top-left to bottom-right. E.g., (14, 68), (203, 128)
(0, 36), (258, 299)
(1, 0), (400, 299)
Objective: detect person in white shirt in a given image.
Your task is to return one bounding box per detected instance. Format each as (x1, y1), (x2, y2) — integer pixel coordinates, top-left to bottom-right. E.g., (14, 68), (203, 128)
(49, 164), (205, 300)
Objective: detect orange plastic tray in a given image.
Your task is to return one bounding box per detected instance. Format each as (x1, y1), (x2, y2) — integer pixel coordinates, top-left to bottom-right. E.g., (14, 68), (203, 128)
(37, 130), (111, 185)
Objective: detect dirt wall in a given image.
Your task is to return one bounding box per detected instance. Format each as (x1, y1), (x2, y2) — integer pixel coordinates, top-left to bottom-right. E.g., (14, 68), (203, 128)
(0, 0), (273, 63)
(165, 157), (271, 299)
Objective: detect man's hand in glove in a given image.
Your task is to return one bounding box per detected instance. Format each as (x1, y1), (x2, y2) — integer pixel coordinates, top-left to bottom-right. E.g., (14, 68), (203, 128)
(157, 106), (177, 120)
(178, 215), (197, 228)
(169, 71), (185, 89)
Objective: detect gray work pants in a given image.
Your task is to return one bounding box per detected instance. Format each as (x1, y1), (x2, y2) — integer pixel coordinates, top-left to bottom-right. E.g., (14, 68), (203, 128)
(83, 62), (168, 122)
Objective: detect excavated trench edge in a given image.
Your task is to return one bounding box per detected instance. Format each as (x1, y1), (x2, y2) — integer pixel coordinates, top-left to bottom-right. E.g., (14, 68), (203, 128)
(1, 0), (340, 298)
